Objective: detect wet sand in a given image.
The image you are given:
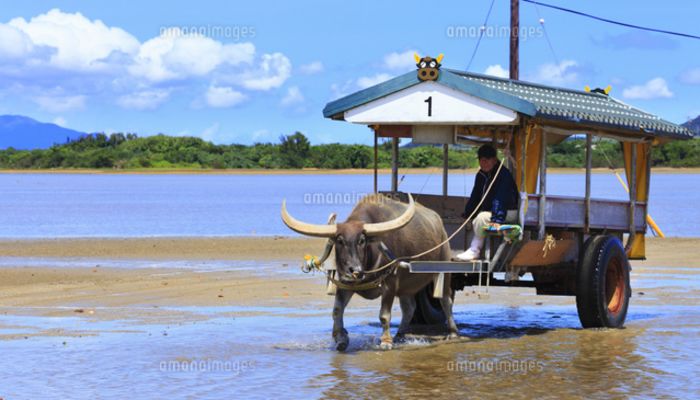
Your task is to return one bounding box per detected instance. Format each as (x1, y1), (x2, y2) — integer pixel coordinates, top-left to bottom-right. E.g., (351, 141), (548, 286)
(1, 236), (699, 398)
(1, 235), (697, 264)
(0, 237), (700, 318)
(0, 236), (697, 327)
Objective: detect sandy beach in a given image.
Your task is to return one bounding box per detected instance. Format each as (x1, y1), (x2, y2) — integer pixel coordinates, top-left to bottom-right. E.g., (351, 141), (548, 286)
(0, 236), (698, 334)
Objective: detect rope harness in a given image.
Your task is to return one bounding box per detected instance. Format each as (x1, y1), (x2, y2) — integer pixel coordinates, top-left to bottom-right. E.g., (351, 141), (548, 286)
(302, 238), (400, 291)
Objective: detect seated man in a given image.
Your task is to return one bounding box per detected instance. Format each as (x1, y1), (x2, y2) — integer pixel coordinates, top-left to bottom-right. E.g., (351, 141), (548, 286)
(455, 144), (519, 261)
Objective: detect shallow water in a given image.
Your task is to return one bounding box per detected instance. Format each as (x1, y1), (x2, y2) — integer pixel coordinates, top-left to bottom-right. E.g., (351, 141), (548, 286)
(0, 172), (697, 238)
(1, 264), (699, 399)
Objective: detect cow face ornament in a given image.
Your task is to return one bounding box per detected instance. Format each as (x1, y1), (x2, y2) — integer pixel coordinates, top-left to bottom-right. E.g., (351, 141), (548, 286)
(415, 53), (443, 81)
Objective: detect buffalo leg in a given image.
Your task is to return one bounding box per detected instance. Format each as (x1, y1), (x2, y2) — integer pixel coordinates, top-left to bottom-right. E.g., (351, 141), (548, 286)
(379, 292), (395, 350)
(439, 274), (459, 339)
(332, 289), (353, 351)
(395, 295), (416, 341)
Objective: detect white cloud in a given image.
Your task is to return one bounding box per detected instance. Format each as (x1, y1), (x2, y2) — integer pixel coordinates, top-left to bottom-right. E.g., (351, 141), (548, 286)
(680, 67), (700, 85)
(329, 79), (355, 100)
(235, 53), (291, 91)
(622, 78), (673, 100)
(205, 85), (247, 108)
(129, 28), (255, 82)
(7, 9), (139, 72)
(52, 116), (67, 127)
(299, 61), (323, 75)
(329, 72), (393, 100)
(0, 24), (36, 60)
(357, 73), (392, 89)
(484, 64), (508, 78)
(201, 122), (219, 142)
(383, 50), (419, 71)
(529, 60), (579, 86)
(281, 86), (304, 107)
(34, 94), (86, 112)
(0, 9), (292, 112)
(117, 89), (171, 110)
(251, 129), (274, 142)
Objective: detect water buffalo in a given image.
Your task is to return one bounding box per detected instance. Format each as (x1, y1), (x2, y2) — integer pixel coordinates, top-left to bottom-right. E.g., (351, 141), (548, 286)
(281, 193), (457, 351)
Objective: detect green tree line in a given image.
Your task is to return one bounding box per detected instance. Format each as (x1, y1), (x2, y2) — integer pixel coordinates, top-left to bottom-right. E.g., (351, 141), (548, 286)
(0, 132), (697, 170)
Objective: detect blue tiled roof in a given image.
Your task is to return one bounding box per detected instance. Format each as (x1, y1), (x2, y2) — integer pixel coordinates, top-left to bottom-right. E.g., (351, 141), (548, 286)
(323, 69), (692, 140)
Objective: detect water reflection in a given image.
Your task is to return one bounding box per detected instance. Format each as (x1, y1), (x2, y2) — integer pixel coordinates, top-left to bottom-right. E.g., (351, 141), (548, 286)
(2, 290), (699, 397)
(306, 305), (700, 398)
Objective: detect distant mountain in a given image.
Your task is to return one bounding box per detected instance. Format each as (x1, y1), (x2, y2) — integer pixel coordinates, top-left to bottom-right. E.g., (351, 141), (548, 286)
(682, 115), (700, 137)
(0, 115), (86, 150)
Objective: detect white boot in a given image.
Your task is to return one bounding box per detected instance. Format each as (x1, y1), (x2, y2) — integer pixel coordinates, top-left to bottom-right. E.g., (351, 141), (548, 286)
(455, 236), (484, 261)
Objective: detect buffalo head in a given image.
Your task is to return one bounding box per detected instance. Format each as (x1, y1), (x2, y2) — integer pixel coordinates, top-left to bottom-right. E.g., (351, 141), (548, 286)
(281, 194), (415, 281)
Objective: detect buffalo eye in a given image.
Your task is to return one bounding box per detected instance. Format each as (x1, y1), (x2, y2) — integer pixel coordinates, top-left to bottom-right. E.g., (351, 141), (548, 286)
(336, 235), (344, 245)
(358, 235), (366, 247)
(430, 61), (436, 68)
(420, 61), (427, 68)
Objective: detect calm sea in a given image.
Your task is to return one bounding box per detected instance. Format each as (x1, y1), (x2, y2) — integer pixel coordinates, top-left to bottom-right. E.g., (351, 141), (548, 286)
(0, 172), (696, 238)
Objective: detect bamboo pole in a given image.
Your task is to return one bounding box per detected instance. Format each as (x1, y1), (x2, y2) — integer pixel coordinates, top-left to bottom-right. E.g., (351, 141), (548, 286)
(538, 131), (547, 240)
(613, 170), (665, 238)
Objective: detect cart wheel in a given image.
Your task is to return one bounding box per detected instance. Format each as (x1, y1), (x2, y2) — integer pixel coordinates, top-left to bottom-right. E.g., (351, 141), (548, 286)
(576, 235), (631, 328)
(411, 284), (447, 325)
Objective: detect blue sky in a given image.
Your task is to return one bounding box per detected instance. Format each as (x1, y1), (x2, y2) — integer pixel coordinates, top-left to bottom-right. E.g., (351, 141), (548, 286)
(0, 0), (698, 145)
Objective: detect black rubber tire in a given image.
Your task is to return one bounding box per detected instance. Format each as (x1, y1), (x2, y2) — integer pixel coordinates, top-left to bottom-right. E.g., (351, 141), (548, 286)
(576, 235), (631, 328)
(411, 284), (447, 325)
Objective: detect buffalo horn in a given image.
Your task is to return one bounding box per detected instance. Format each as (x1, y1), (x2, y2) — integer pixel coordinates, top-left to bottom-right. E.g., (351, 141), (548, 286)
(281, 200), (337, 238)
(363, 194), (416, 236)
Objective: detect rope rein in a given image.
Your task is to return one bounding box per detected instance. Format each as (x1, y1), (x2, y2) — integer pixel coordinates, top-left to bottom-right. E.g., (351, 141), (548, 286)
(302, 134), (515, 291)
(366, 133), (513, 274)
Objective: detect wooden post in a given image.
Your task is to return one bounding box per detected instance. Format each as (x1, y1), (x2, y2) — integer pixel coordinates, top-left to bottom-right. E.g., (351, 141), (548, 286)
(442, 143), (449, 197)
(373, 130), (378, 194)
(519, 127), (527, 228)
(520, 128), (527, 191)
(510, 0), (520, 80)
(538, 130), (547, 240)
(628, 144), (637, 245)
(391, 137), (399, 192)
(584, 133), (592, 234)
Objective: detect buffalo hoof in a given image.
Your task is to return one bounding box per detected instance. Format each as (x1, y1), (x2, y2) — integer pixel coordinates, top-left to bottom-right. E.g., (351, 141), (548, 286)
(445, 332), (459, 341)
(333, 329), (349, 352)
(336, 338), (349, 352)
(379, 341), (393, 351)
(393, 333), (407, 344)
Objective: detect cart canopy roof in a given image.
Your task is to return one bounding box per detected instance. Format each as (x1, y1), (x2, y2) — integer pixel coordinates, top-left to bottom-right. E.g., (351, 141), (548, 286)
(323, 69), (692, 141)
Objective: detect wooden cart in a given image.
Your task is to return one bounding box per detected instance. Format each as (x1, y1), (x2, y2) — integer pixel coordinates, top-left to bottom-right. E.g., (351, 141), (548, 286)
(323, 67), (693, 328)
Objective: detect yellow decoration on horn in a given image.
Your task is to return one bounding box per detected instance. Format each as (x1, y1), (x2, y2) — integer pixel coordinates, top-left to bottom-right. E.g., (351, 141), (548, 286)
(436, 53), (444, 63)
(604, 85), (612, 94)
(414, 53), (421, 63)
(584, 85), (591, 92)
